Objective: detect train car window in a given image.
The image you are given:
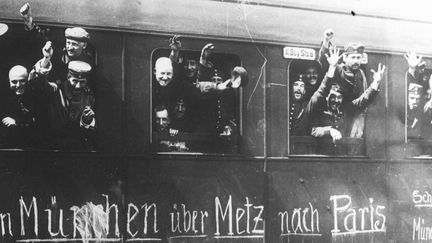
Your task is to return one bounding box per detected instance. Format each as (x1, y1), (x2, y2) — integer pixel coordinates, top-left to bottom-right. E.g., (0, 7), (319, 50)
(288, 59), (366, 156)
(405, 67), (432, 157)
(0, 24), (98, 152)
(151, 48), (242, 154)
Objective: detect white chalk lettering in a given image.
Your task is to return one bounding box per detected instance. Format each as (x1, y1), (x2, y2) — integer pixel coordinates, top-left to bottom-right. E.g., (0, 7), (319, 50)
(279, 202), (320, 236)
(127, 202), (159, 238)
(170, 203), (207, 235)
(413, 217), (432, 240)
(413, 190), (432, 207)
(142, 203), (158, 235)
(20, 197), (38, 237)
(252, 205), (264, 234)
(0, 213), (12, 237)
(103, 194), (119, 237)
(44, 196), (67, 237)
(330, 195), (386, 236)
(127, 203), (139, 237)
(214, 196), (264, 237)
(215, 196), (233, 236)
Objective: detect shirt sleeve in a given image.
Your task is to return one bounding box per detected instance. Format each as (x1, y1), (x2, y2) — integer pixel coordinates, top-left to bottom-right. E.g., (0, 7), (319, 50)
(311, 126), (332, 137)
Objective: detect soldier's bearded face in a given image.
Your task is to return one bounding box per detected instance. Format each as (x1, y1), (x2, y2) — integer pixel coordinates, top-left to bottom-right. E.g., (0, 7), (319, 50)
(305, 68), (319, 85)
(9, 78), (27, 95)
(329, 93), (343, 111)
(66, 39), (86, 57)
(344, 53), (362, 71)
(292, 81), (305, 101)
(155, 63), (173, 87)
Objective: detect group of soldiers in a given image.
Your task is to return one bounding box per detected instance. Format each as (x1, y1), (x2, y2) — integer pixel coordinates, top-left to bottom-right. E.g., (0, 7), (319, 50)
(289, 29), (386, 153)
(152, 36), (248, 153)
(0, 4), (96, 150)
(3, 5), (428, 153)
(405, 50), (432, 141)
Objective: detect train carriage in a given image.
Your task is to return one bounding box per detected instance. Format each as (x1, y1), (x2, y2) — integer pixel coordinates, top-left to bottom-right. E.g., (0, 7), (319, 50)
(0, 0), (430, 242)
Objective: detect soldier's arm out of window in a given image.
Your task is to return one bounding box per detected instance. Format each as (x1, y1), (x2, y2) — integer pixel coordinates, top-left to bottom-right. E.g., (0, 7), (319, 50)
(311, 126), (332, 137)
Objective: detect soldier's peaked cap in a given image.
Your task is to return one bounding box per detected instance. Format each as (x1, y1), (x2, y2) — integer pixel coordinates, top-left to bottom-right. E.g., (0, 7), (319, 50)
(408, 83), (423, 94)
(65, 27), (90, 42)
(68, 61), (92, 78)
(345, 43), (365, 54)
(293, 74), (305, 84)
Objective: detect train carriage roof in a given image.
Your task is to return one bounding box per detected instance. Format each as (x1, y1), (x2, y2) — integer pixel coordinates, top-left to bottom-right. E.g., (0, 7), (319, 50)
(1, 0), (431, 55)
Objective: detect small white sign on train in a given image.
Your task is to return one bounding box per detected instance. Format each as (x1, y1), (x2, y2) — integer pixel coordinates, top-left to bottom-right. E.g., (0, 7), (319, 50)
(283, 47), (316, 60)
(361, 53), (368, 64)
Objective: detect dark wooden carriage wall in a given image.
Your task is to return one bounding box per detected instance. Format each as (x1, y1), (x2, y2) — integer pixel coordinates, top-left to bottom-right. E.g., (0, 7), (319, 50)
(0, 0), (431, 242)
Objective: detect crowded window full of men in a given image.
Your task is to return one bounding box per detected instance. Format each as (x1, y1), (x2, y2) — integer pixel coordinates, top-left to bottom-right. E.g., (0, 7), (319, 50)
(289, 29), (385, 156)
(0, 3), (96, 151)
(151, 36), (246, 154)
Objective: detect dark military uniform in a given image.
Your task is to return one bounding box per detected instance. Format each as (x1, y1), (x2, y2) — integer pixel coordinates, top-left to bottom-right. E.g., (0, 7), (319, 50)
(0, 76), (53, 148)
(289, 101), (309, 136)
(319, 42), (369, 138)
(44, 61), (96, 150)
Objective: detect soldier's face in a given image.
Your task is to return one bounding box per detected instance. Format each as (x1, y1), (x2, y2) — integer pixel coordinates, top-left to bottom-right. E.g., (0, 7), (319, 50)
(184, 59), (197, 78)
(174, 100), (186, 118)
(68, 76), (88, 90)
(155, 63), (173, 87)
(408, 93), (421, 110)
(66, 39), (86, 57)
(305, 68), (318, 85)
(155, 109), (169, 132)
(292, 81), (305, 101)
(329, 92), (343, 111)
(344, 53), (362, 70)
(9, 78), (27, 95)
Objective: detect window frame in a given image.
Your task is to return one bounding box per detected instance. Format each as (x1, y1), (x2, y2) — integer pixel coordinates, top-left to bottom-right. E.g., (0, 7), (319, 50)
(150, 47), (244, 156)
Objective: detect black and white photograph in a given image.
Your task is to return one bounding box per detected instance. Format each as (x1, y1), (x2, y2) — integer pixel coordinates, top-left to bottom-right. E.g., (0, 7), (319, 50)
(0, 0), (430, 242)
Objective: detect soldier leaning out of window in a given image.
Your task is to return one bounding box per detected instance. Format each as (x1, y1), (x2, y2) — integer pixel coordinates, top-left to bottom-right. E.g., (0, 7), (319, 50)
(405, 51), (432, 139)
(0, 42), (56, 149)
(310, 48), (386, 143)
(31, 41), (96, 150)
(20, 3), (97, 90)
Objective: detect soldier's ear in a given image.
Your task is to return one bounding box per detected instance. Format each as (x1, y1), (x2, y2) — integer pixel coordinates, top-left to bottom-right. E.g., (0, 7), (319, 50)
(82, 42), (88, 49)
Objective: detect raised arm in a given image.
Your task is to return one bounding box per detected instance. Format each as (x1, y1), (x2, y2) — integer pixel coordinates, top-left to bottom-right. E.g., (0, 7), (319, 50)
(20, 3), (51, 40)
(405, 50), (425, 79)
(169, 35), (181, 64)
(351, 63), (386, 110)
(307, 47), (343, 114)
(318, 28), (335, 72)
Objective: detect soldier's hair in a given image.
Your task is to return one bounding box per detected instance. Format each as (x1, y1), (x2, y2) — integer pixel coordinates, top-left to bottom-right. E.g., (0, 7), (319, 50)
(154, 105), (168, 113)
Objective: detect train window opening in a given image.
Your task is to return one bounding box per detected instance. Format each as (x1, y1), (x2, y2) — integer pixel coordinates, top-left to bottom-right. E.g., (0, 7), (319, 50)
(288, 58), (368, 156)
(0, 24), (99, 152)
(406, 66), (432, 157)
(151, 48), (243, 154)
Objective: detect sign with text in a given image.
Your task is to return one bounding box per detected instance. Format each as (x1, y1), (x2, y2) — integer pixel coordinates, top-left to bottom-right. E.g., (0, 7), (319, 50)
(283, 47), (316, 60)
